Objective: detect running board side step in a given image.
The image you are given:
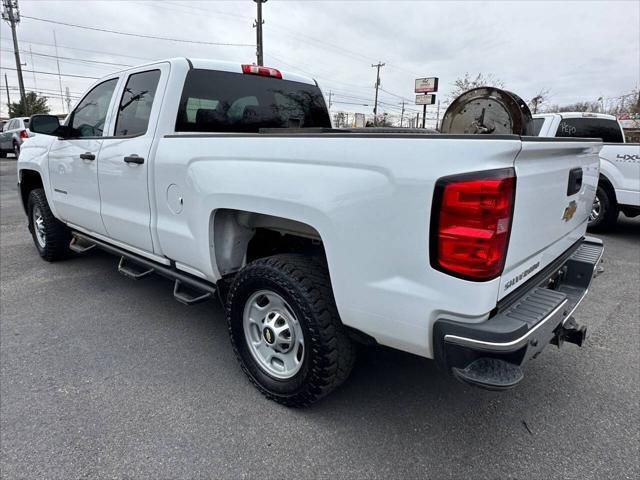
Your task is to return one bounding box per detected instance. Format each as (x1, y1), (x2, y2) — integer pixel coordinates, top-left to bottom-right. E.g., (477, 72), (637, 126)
(70, 232), (216, 305)
(118, 257), (155, 279)
(173, 279), (212, 305)
(69, 236), (96, 254)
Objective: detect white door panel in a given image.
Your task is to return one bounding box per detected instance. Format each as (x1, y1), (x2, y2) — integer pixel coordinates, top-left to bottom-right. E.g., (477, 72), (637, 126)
(47, 77), (120, 234)
(98, 66), (168, 253)
(48, 138), (106, 234)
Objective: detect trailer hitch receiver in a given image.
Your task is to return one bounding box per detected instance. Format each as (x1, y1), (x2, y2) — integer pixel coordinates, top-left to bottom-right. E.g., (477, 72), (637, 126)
(552, 316), (587, 348)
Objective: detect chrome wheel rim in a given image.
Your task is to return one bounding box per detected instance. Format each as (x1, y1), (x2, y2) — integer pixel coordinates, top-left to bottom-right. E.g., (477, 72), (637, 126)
(589, 195), (601, 222)
(33, 205), (46, 248)
(243, 290), (305, 379)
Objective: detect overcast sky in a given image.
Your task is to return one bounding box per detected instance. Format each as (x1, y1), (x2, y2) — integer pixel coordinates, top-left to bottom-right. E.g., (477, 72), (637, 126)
(0, 0), (638, 120)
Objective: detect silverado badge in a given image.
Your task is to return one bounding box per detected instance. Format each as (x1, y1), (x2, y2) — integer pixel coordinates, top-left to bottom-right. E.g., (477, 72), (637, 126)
(562, 200), (577, 222)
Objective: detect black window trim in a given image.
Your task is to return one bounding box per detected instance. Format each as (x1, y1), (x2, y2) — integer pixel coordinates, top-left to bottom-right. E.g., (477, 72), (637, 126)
(63, 76), (120, 140)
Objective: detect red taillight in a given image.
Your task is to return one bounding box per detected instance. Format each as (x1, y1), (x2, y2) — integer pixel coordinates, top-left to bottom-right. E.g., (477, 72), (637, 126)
(241, 64), (282, 79)
(430, 168), (516, 281)
(19, 130), (28, 139)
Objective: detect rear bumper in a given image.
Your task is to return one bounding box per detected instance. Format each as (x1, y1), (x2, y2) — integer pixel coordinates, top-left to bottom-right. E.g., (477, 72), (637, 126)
(433, 236), (604, 389)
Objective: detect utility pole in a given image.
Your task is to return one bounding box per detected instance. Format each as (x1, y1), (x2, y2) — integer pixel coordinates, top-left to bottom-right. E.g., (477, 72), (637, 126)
(253, 0), (267, 66)
(53, 31), (65, 113)
(328, 91), (332, 109)
(2, 0), (26, 108)
(436, 100), (441, 131)
(4, 73), (10, 113)
(400, 100), (405, 128)
(371, 61), (384, 125)
(65, 86), (71, 112)
(28, 44), (36, 90)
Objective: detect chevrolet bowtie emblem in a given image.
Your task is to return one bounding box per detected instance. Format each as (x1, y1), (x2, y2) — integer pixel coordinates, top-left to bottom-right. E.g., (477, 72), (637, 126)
(562, 200), (578, 222)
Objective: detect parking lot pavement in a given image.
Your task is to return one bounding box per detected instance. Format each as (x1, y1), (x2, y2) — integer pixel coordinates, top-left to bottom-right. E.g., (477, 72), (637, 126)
(1, 157), (638, 479)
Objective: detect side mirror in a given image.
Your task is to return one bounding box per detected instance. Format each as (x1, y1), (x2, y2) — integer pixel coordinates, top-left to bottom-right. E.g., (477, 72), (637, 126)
(29, 114), (61, 136)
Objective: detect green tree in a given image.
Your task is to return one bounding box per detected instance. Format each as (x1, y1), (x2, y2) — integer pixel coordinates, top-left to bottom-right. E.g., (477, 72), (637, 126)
(8, 91), (50, 117)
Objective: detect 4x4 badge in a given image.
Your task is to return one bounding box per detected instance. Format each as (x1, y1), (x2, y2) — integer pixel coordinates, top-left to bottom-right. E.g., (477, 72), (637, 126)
(562, 200), (577, 222)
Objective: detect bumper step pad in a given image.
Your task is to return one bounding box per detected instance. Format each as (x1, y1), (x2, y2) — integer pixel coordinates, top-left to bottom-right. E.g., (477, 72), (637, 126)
(452, 357), (524, 390)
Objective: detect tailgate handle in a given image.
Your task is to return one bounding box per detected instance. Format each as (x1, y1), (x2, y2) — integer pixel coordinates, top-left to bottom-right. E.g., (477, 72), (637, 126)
(567, 168), (583, 196)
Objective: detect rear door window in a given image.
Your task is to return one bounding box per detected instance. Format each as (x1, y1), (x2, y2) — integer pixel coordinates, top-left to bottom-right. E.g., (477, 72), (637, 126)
(532, 118), (545, 135)
(114, 69), (161, 136)
(175, 69), (330, 132)
(555, 117), (624, 143)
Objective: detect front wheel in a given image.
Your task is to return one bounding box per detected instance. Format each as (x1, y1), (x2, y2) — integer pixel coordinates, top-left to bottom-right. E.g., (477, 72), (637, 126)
(226, 254), (355, 406)
(27, 188), (72, 261)
(587, 185), (618, 232)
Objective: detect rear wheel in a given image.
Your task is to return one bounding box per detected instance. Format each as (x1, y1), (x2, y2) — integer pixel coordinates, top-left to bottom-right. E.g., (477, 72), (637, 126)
(226, 254), (355, 406)
(588, 184), (618, 232)
(27, 188), (72, 261)
(13, 141), (20, 158)
(0, 149), (6, 158)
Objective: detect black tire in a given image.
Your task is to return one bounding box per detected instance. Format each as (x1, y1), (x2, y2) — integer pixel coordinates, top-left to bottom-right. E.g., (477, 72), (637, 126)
(0, 149), (6, 158)
(27, 188), (72, 261)
(226, 254), (355, 407)
(587, 184), (618, 232)
(13, 141), (20, 158)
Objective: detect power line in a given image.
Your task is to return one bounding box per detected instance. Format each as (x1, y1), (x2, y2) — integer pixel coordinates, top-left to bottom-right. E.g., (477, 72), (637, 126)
(21, 15), (255, 47)
(7, 86), (80, 100)
(1, 66), (99, 79)
(0, 48), (132, 67)
(1, 36), (153, 61)
(7, 85), (82, 97)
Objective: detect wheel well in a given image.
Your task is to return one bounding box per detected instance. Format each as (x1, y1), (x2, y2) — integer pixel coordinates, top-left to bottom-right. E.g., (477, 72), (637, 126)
(19, 170), (44, 213)
(212, 209), (325, 276)
(598, 174), (617, 206)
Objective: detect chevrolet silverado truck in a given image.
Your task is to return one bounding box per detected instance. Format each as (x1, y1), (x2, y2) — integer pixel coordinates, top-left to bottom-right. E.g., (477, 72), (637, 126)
(18, 58), (604, 406)
(534, 112), (640, 230)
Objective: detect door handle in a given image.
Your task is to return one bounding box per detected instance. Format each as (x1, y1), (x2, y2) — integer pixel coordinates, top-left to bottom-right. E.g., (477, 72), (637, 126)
(124, 155), (144, 164)
(79, 152), (95, 161)
(567, 167), (583, 196)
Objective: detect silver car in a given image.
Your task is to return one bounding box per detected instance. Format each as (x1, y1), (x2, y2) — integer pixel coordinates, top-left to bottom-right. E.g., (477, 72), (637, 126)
(0, 117), (31, 158)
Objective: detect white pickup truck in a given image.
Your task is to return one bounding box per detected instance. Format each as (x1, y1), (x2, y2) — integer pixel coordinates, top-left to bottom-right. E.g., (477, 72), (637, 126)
(534, 112), (640, 230)
(18, 58), (604, 406)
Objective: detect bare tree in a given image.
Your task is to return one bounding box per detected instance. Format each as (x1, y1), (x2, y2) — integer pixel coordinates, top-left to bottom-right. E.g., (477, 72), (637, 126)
(449, 73), (505, 100)
(529, 88), (550, 114)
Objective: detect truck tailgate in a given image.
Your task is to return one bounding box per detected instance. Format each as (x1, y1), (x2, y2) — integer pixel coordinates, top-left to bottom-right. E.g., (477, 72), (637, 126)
(499, 139), (602, 299)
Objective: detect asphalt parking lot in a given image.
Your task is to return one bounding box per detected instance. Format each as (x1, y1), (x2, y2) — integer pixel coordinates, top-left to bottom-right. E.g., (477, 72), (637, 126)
(1, 157), (638, 479)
